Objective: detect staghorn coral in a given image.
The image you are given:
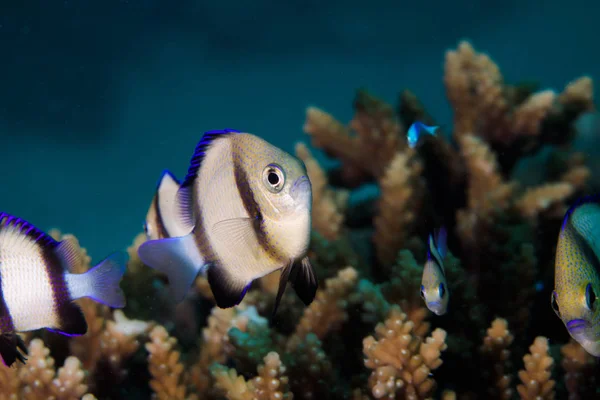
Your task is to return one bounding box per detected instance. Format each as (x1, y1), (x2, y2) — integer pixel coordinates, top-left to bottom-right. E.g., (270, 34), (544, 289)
(2, 38), (600, 400)
(211, 352), (293, 400)
(480, 318), (514, 400)
(362, 305), (447, 399)
(517, 337), (555, 400)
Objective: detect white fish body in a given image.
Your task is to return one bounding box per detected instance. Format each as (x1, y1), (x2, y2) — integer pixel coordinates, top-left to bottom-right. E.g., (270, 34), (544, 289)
(145, 170), (192, 240)
(0, 213), (127, 366)
(138, 130), (317, 315)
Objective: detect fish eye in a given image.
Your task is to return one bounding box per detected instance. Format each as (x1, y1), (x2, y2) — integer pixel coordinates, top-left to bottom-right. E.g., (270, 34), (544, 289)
(262, 164), (285, 193)
(585, 283), (596, 310)
(438, 283), (446, 298)
(420, 285), (425, 299)
(551, 291), (561, 317)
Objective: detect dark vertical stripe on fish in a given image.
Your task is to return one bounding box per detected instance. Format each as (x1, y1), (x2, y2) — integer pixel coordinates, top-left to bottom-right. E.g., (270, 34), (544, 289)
(153, 192), (169, 239)
(37, 237), (73, 330)
(231, 151), (286, 262)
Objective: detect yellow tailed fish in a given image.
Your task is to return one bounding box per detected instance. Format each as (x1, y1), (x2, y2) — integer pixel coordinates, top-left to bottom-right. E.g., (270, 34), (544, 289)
(552, 195), (600, 356)
(144, 170), (192, 240)
(420, 227), (449, 315)
(138, 129), (317, 316)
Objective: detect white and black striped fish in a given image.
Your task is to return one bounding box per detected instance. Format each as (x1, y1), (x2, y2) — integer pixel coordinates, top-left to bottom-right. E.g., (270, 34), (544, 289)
(420, 226), (449, 316)
(144, 170), (191, 240)
(0, 213), (127, 367)
(138, 129), (317, 316)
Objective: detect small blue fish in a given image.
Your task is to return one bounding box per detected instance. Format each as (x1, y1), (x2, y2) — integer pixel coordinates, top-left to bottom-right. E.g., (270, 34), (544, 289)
(0, 213), (127, 366)
(407, 122), (439, 149)
(420, 227), (449, 316)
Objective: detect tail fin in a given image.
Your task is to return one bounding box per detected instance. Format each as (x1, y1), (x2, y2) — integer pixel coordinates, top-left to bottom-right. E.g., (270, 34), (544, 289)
(68, 252), (128, 308)
(137, 233), (206, 303)
(435, 226), (448, 258)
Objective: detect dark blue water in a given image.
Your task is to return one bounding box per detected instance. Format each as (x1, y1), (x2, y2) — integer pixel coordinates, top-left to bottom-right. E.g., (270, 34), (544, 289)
(0, 0), (597, 259)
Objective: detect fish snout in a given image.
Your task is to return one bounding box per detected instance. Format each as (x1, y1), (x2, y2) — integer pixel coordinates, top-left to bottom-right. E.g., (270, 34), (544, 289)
(291, 176), (312, 205)
(427, 301), (444, 316)
(566, 318), (590, 334)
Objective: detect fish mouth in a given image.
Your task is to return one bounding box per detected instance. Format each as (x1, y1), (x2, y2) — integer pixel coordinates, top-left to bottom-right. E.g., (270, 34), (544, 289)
(290, 176), (312, 204)
(427, 301), (444, 315)
(567, 319), (589, 333)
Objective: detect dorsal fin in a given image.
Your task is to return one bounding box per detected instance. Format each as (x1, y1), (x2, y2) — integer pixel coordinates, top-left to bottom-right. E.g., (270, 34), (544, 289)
(434, 226), (447, 258)
(562, 194), (600, 230)
(176, 129), (241, 229)
(0, 212), (57, 249)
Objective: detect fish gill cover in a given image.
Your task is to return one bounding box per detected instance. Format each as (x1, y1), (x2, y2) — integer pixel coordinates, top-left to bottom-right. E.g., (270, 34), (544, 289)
(0, 40), (597, 399)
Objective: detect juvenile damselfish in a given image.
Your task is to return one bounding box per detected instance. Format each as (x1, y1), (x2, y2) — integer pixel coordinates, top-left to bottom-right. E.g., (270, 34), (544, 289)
(145, 170), (191, 240)
(552, 195), (600, 356)
(138, 129), (317, 315)
(0, 212), (127, 366)
(420, 227), (449, 316)
(407, 121), (439, 149)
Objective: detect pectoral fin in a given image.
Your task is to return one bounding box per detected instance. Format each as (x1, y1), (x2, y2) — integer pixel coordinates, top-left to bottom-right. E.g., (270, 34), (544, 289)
(212, 218), (259, 259)
(0, 332), (27, 367)
(290, 256), (318, 305)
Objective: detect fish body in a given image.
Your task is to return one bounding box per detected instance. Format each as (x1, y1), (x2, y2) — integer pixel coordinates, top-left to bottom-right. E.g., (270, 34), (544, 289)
(145, 170), (191, 240)
(420, 227), (449, 315)
(552, 195), (600, 356)
(138, 129), (317, 315)
(0, 213), (127, 366)
(407, 121), (439, 149)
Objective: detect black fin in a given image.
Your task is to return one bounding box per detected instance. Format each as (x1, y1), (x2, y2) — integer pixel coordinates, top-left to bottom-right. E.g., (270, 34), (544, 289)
(273, 264), (293, 318)
(272, 257), (319, 318)
(206, 263), (250, 308)
(0, 332), (28, 367)
(289, 257), (318, 306)
(51, 302), (88, 337)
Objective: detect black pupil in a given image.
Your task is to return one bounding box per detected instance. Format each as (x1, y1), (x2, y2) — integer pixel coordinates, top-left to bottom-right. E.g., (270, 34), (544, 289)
(268, 171), (279, 186)
(420, 285), (425, 298)
(587, 284), (596, 309)
(439, 283), (445, 298)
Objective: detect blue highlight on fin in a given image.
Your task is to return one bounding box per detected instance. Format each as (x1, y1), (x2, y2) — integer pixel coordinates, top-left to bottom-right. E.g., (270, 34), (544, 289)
(561, 194), (600, 230)
(0, 212), (57, 248)
(180, 129), (242, 189)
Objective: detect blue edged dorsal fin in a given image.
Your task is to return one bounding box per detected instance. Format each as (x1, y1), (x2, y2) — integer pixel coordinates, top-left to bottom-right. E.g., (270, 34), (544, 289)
(434, 226), (447, 259)
(0, 212), (57, 250)
(176, 129), (241, 230)
(157, 169), (180, 190)
(562, 194), (600, 230)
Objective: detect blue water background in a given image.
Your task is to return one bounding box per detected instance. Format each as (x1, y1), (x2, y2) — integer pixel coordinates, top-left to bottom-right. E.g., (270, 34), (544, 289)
(0, 0), (597, 260)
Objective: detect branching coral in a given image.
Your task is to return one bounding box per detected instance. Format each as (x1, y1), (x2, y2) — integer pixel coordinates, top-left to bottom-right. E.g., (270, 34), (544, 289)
(517, 337), (555, 400)
(363, 305), (447, 399)
(2, 38), (597, 400)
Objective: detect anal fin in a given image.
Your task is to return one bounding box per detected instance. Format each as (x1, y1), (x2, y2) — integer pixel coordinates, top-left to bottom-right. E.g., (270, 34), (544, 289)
(50, 302), (88, 337)
(0, 332), (28, 367)
(206, 264), (251, 308)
